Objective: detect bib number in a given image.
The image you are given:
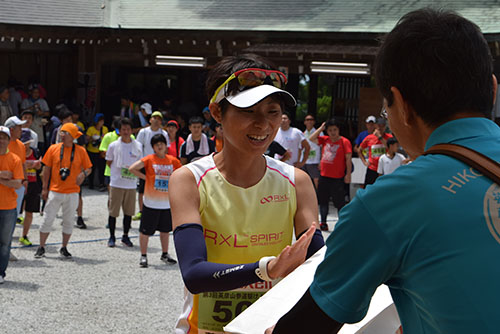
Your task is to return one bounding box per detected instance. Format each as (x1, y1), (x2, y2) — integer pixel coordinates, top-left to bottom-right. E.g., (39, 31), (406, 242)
(154, 176), (169, 192)
(197, 291), (265, 333)
(120, 167), (136, 180)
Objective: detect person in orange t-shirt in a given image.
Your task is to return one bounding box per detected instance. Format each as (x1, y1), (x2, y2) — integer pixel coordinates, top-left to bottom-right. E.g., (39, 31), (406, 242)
(0, 126), (23, 283)
(5, 116), (27, 225)
(129, 133), (181, 268)
(34, 123), (92, 259)
(211, 122), (224, 153)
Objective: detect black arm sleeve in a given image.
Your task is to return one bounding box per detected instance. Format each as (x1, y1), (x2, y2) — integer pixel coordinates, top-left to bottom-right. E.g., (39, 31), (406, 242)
(173, 223), (263, 294)
(273, 289), (344, 334)
(296, 228), (325, 259)
(273, 141), (287, 156)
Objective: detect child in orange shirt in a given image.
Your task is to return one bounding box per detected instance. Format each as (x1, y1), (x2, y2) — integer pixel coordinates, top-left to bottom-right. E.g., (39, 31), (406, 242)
(129, 133), (181, 268)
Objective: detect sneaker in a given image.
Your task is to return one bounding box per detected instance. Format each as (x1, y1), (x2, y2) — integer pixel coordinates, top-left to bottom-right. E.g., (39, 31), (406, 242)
(59, 247), (72, 259)
(9, 253), (18, 261)
(121, 235), (133, 247)
(132, 212), (142, 221)
(320, 223), (329, 231)
(19, 236), (33, 246)
(0, 276), (4, 284)
(140, 255), (148, 268)
(98, 185), (107, 192)
(34, 246), (45, 258)
(107, 236), (116, 248)
(76, 217), (87, 229)
(160, 253), (177, 264)
(16, 217), (24, 225)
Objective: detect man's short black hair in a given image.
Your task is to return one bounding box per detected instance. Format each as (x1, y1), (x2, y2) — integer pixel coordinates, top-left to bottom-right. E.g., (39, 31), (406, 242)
(120, 117), (133, 128)
(324, 118), (340, 130)
(189, 116), (204, 125)
(58, 108), (73, 121)
(150, 133), (167, 147)
(375, 8), (494, 127)
(386, 137), (399, 147)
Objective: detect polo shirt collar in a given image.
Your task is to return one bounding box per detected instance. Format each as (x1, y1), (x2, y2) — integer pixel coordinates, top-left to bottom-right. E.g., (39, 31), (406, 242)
(425, 117), (498, 151)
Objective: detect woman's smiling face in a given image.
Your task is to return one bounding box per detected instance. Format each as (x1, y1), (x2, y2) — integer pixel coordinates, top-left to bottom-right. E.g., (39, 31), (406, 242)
(218, 96), (283, 155)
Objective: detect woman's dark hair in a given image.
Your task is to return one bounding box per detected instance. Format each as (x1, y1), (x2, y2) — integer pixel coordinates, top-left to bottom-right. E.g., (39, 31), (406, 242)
(375, 8), (494, 127)
(167, 119), (182, 157)
(150, 133), (167, 147)
(112, 118), (121, 130)
(205, 54), (286, 113)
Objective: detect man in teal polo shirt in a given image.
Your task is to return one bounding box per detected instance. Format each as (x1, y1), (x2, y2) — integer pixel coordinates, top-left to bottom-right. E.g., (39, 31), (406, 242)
(269, 8), (500, 334)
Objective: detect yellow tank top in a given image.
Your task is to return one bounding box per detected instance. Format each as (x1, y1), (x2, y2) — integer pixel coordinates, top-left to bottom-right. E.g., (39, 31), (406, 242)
(175, 154), (297, 334)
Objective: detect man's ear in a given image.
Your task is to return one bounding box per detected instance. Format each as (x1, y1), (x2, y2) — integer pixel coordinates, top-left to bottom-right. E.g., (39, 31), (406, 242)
(390, 86), (415, 126)
(209, 103), (222, 123)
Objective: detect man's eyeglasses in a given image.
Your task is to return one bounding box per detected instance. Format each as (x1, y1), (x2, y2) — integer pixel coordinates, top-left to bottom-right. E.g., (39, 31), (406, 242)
(210, 68), (288, 104)
(380, 107), (388, 119)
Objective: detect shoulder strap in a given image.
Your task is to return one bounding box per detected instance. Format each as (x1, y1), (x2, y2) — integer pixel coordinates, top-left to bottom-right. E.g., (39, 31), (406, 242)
(423, 143), (500, 185)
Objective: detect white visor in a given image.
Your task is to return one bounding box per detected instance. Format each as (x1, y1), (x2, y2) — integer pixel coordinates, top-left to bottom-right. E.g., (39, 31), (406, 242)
(225, 85), (296, 108)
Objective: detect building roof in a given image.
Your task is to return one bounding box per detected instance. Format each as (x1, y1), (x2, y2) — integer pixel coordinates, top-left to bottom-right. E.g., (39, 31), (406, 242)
(1, 1), (500, 34)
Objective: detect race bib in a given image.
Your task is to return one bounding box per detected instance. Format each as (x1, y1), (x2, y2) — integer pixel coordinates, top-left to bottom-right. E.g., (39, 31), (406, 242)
(197, 290), (265, 333)
(371, 144), (386, 158)
(154, 175), (169, 192)
(120, 167), (136, 180)
(27, 168), (37, 183)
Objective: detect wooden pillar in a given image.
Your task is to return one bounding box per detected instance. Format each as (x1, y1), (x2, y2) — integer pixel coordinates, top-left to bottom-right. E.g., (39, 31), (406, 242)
(308, 74), (318, 118)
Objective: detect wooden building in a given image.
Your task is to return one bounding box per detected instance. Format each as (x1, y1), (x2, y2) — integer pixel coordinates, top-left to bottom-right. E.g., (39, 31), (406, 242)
(2, 1), (500, 136)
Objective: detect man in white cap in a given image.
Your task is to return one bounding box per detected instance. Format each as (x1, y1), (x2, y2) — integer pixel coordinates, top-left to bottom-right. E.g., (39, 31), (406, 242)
(0, 125), (24, 283)
(133, 102), (152, 134)
(35, 123), (92, 259)
(353, 115), (377, 157)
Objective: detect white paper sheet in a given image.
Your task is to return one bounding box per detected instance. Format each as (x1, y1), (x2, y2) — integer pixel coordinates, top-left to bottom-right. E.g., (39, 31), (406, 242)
(224, 246), (400, 334)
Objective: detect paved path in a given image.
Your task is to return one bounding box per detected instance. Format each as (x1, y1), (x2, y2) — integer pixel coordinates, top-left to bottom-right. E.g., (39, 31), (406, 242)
(0, 187), (337, 333)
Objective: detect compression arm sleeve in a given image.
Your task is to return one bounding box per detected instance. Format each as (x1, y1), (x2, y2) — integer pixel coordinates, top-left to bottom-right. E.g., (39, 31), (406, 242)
(273, 288), (344, 334)
(297, 228), (325, 259)
(173, 223), (262, 294)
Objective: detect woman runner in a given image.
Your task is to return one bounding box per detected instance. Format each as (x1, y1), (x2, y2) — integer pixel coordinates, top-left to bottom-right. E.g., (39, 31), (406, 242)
(170, 54), (325, 334)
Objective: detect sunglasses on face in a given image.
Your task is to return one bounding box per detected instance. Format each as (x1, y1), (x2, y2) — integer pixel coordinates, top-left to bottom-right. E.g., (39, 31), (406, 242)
(210, 68), (288, 104)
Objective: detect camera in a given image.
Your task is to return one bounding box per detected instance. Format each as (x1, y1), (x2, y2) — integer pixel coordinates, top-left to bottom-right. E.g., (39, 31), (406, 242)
(92, 138), (102, 147)
(59, 168), (71, 181)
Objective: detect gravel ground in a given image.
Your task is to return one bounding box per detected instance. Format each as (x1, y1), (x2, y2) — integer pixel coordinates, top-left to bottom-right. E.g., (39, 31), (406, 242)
(0, 187), (337, 333)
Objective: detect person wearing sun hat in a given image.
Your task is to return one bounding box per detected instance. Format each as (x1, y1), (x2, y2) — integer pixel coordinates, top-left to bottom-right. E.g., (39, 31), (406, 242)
(34, 122), (92, 259)
(170, 54), (324, 333)
(0, 125), (24, 283)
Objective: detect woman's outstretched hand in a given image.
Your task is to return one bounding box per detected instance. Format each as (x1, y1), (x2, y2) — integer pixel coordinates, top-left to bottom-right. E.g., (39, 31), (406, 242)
(267, 224), (316, 280)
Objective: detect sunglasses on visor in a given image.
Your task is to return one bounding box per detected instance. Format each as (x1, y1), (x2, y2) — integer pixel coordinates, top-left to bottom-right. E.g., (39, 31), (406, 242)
(210, 68), (288, 104)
